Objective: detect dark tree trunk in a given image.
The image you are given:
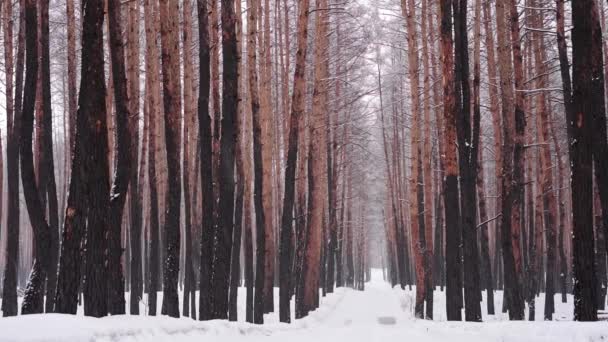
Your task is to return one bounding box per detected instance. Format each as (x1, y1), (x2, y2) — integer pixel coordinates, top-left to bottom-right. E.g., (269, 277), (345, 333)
(210, 0), (238, 320)
(197, 0), (214, 322)
(336, 166), (347, 288)
(2, 0), (24, 317)
(550, 118), (569, 304)
(278, 0), (311, 321)
(345, 200), (354, 288)
(251, 39), (267, 324)
(556, 0), (573, 308)
(326, 114), (337, 295)
(590, 9), (608, 292)
(159, 0), (182, 318)
(596, 214), (607, 310)
(252, 74), (267, 323)
(439, 0), (462, 322)
(228, 55), (245, 320)
(129, 153), (143, 315)
(241, 0), (255, 325)
(183, 159), (195, 319)
(570, 0), (602, 322)
(434, 156), (445, 292)
(143, 0), (161, 317)
(20, 0), (52, 315)
(106, 0), (133, 316)
(55, 0), (107, 316)
(453, 0), (482, 322)
(148, 103), (161, 316)
(37, 0), (60, 314)
(244, 200), (254, 323)
(79, 0), (110, 318)
(127, 0), (143, 317)
(228, 179), (244, 321)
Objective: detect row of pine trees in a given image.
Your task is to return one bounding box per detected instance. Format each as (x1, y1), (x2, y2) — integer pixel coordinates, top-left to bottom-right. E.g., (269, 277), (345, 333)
(0, 0), (371, 323)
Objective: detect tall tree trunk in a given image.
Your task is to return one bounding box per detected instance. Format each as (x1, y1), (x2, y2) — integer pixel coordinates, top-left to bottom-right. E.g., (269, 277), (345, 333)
(81, 0), (110, 318)
(454, 0), (482, 321)
(249, 0), (266, 324)
(228, 0), (245, 321)
(35, 0), (61, 314)
(590, 2), (608, 282)
(243, 0), (255, 324)
(211, 0), (238, 319)
(495, 0), (525, 320)
(421, 0), (434, 319)
(473, 0), (494, 316)
(530, 1), (558, 319)
(2, 0), (23, 317)
(20, 0), (51, 315)
(144, 0), (162, 316)
(439, 0), (462, 322)
(481, 0), (503, 294)
(549, 113), (568, 304)
(402, 0), (427, 319)
(197, 0), (214, 322)
(556, 0), (574, 307)
(106, 0), (133, 316)
(2, 0), (19, 317)
(159, 0), (182, 318)
(182, 0), (196, 319)
(508, 0), (526, 320)
(279, 0), (310, 323)
(55, 0), (108, 316)
(260, 0), (276, 314)
(302, 0), (329, 318)
(127, 0), (143, 316)
(570, 0), (602, 322)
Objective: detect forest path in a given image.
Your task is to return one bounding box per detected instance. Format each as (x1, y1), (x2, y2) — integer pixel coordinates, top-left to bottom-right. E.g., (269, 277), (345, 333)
(266, 270), (423, 342)
(2, 271), (607, 342)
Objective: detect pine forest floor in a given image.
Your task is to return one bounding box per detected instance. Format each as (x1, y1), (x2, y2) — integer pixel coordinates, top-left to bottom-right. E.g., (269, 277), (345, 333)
(0, 270), (607, 342)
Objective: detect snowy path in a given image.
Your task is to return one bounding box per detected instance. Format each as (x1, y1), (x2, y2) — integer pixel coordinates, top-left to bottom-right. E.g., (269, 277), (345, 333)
(1, 272), (608, 341)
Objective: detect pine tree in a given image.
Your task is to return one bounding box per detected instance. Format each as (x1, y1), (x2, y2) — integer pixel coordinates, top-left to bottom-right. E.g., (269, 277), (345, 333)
(159, 0), (182, 318)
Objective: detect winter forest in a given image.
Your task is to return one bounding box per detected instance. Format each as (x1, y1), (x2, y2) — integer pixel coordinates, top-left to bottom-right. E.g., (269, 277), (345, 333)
(0, 0), (607, 340)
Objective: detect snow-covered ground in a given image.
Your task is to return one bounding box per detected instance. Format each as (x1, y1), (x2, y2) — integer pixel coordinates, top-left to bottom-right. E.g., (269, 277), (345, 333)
(1, 270), (607, 342)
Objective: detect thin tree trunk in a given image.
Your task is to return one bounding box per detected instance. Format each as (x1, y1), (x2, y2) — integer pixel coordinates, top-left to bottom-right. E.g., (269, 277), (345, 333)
(530, 1), (558, 319)
(402, 0), (426, 319)
(439, 0), (462, 322)
(302, 0), (329, 318)
(2, 0), (23, 317)
(182, 0), (196, 319)
(453, 0), (482, 321)
(495, 0), (525, 320)
(126, 0), (143, 316)
(197, 0), (214, 322)
(278, 0), (310, 323)
(243, 0), (255, 324)
(549, 112), (568, 304)
(228, 0), (245, 321)
(35, 0), (60, 314)
(144, 0), (161, 316)
(260, 0), (276, 314)
(106, 0), (134, 316)
(211, 0), (238, 319)
(248, 0), (266, 324)
(20, 0), (51, 315)
(421, 0), (434, 319)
